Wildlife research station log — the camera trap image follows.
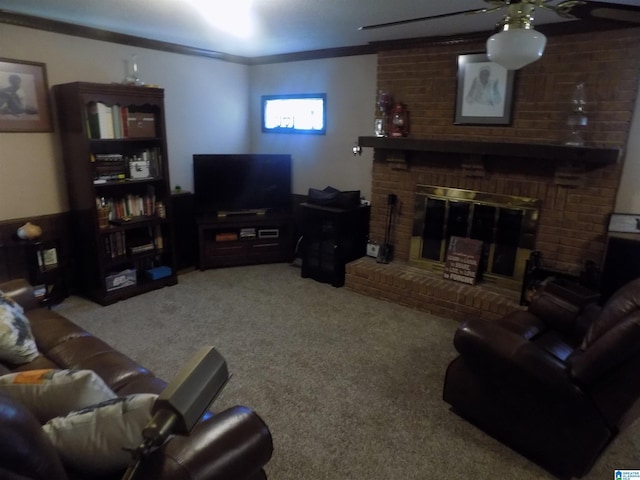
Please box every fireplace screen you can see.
[411,185,540,289]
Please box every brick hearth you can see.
[344,27,640,321]
[345,257,520,322]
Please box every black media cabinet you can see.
[300,202,370,287]
[197,213,294,269]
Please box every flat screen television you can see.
[193,154,292,216]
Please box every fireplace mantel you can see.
[357,136,621,166]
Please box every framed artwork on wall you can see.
[608,213,640,233]
[261,93,327,135]
[0,58,52,132]
[454,53,515,126]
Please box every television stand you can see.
[217,209,267,219]
[197,212,293,269]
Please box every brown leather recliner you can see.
[443,278,640,479]
[0,279,273,480]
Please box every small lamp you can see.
[486,2,547,70]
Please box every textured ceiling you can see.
[1,0,639,58]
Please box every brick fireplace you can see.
[344,27,640,321]
[346,140,620,320]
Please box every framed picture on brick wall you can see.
[454,53,515,126]
[608,213,640,233]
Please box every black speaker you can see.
[600,235,640,302]
[171,191,197,270]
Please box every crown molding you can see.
[0,9,251,64]
[2,9,638,66]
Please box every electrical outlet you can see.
[367,242,380,258]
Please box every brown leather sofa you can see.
[0,278,273,480]
[443,278,640,478]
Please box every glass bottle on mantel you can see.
[122,55,145,86]
[375,90,392,137]
[565,81,588,147]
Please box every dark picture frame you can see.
[608,213,640,233]
[0,58,52,132]
[454,53,515,126]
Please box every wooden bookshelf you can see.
[53,82,177,305]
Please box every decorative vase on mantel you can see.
[565,81,588,147]
[375,90,392,137]
[16,222,42,240]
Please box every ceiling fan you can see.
[360,1,640,70]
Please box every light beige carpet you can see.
[54,263,639,479]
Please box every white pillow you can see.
[0,289,24,314]
[0,369,116,422]
[0,301,38,365]
[42,393,157,474]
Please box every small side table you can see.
[24,239,68,307]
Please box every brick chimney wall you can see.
[368,28,640,275]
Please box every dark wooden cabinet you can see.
[300,203,370,287]
[53,82,177,305]
[600,233,640,303]
[198,214,293,269]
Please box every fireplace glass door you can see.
[411,186,540,289]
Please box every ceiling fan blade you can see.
[556,1,640,24]
[358,7,498,31]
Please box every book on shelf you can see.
[96,102,115,139]
[91,149,161,182]
[127,226,157,255]
[93,153,126,182]
[129,243,155,255]
[86,102,100,139]
[86,103,154,140]
[153,225,164,250]
[104,226,160,258]
[104,231,126,259]
[111,105,122,139]
[94,175,126,184]
[120,107,129,137]
[108,216,153,226]
[98,189,157,221]
[86,102,115,139]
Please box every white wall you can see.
[615,76,640,213]
[0,23,250,220]
[249,55,377,199]
[1,21,637,220]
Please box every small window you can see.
[261,94,326,135]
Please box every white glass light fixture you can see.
[486,3,547,70]
[182,0,255,38]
